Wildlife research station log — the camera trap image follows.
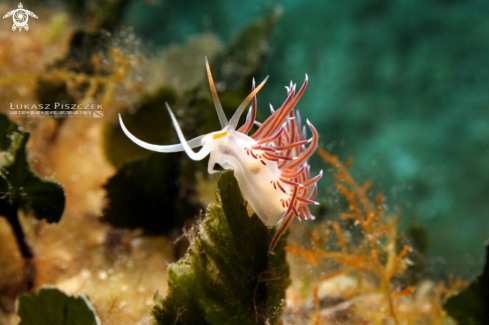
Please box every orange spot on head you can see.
[212,131,227,140]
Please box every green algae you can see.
[152,171,290,325]
[17,288,99,325]
[102,151,200,235]
[0,113,65,224]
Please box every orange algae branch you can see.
[430,275,469,322]
[287,148,417,325]
[313,285,322,325]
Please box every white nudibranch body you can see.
[119,58,322,252]
[203,127,292,227]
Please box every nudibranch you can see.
[119,58,322,252]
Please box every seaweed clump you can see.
[17,287,99,325]
[0,114,65,312]
[152,170,290,325]
[286,149,467,324]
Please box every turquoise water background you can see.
[124,0,489,279]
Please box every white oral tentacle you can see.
[165,103,210,161]
[118,114,204,153]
